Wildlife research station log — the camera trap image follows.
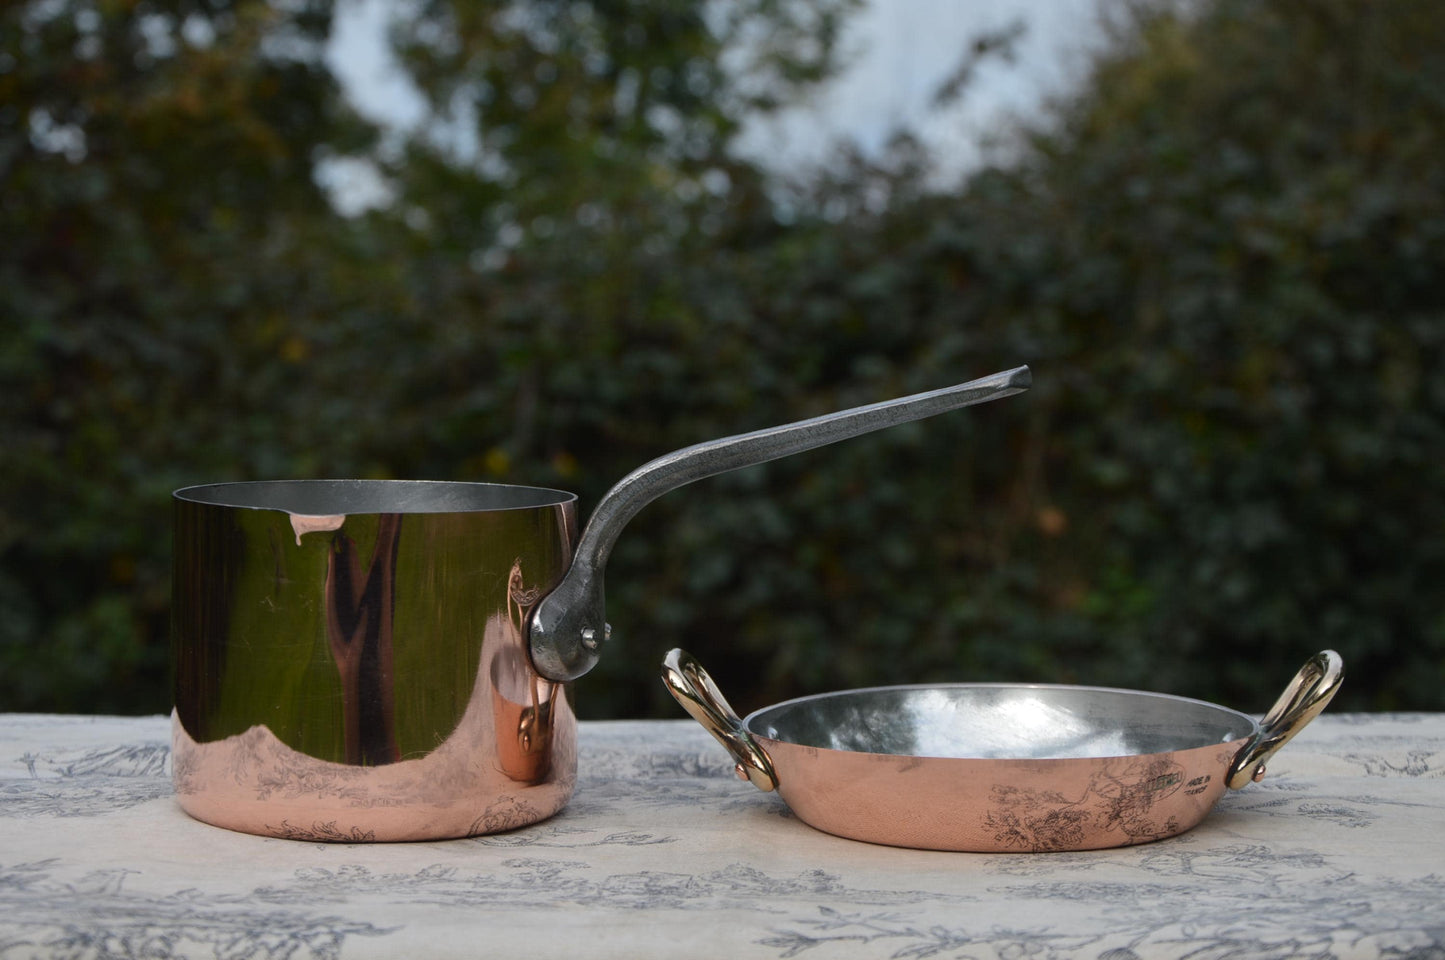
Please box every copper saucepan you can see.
[662,648,1343,852]
[170,366,1031,840]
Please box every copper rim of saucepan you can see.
[662,649,1344,852]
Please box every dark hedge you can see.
[2,0,1440,717]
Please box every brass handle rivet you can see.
[1252,764,1267,783]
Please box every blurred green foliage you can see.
[2,0,1440,718]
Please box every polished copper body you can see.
[170,369,1033,841]
[759,735,1238,852]
[664,649,1343,852]
[172,481,577,841]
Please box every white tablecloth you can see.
[2,713,1442,959]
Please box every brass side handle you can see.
[661,649,777,792]
[1227,650,1344,789]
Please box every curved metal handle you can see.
[528,365,1032,681]
[661,649,777,792]
[1227,650,1344,789]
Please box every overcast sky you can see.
[732,0,1103,178]
[320,0,1104,209]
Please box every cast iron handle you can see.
[527,365,1032,682]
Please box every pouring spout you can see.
[528,365,1032,682]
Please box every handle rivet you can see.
[1252,764,1267,783]
[734,763,750,782]
[580,628,599,651]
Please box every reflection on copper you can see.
[288,513,346,545]
[759,736,1233,853]
[172,603,578,842]
[662,649,1341,853]
[324,513,401,766]
[172,490,579,842]
[491,559,558,783]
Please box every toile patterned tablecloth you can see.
[1,712,1442,959]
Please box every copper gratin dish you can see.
[662,649,1342,852]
